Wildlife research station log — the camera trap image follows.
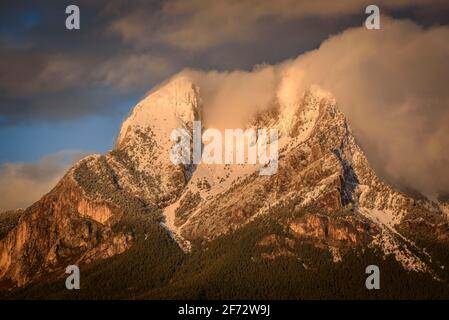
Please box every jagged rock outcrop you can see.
[289,213,378,245]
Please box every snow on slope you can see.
[360,208,430,273]
[117,76,200,149]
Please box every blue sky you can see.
[0,104,132,163]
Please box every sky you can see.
[0,0,448,210]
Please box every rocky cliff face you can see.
[0,75,448,289]
[0,169,132,287]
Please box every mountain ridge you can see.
[1,75,448,296]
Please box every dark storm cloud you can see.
[0,0,175,124]
[2,0,448,125]
[0,87,138,126]
[108,0,449,50]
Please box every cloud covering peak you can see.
[167,19,449,197]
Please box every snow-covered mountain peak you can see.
[116,76,201,149]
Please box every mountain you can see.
[1,75,449,299]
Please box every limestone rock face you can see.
[0,171,132,287]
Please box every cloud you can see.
[0,49,175,97]
[181,66,279,129]
[0,50,176,124]
[169,18,449,197]
[109,0,449,50]
[0,150,89,211]
[97,53,176,92]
